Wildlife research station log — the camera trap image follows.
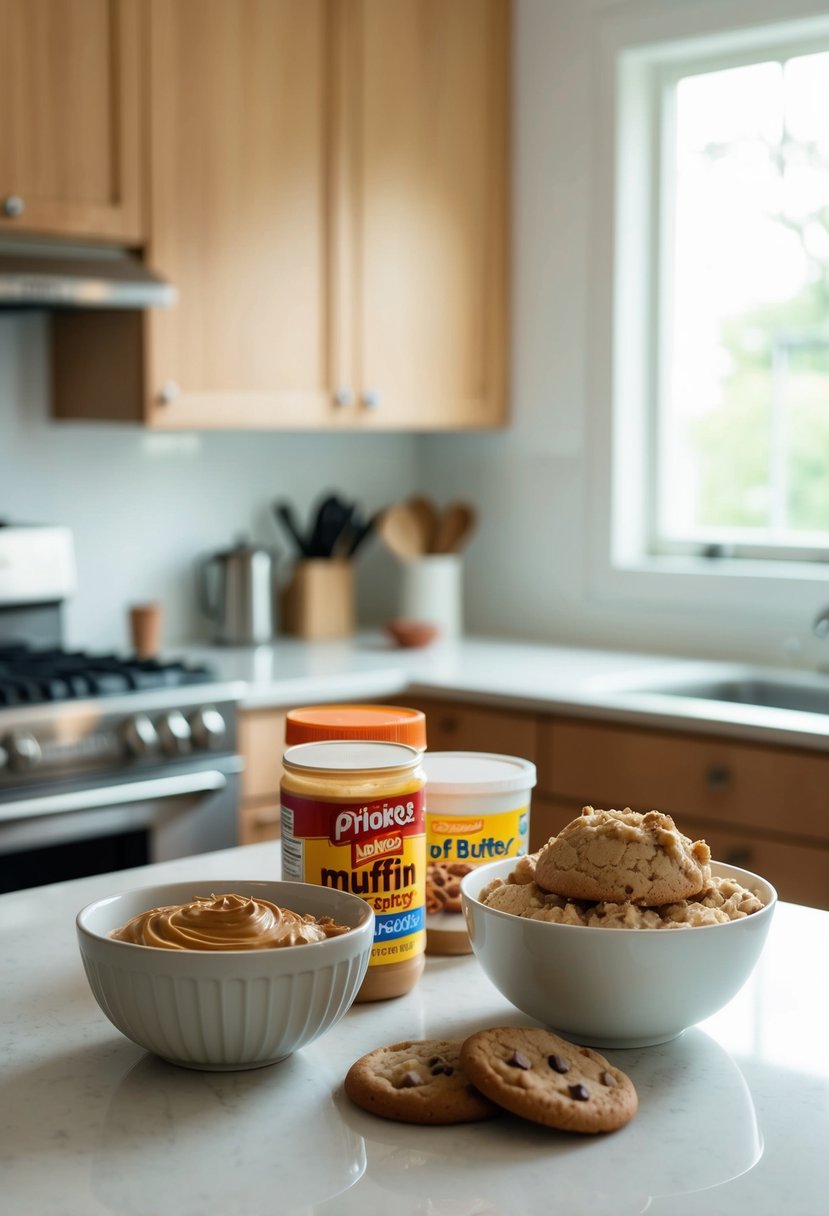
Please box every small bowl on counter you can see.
[384,618,441,649]
[461,859,777,1049]
[77,880,374,1071]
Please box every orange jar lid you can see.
[285,703,427,750]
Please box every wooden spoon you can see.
[377,503,426,561]
[432,502,477,554]
[406,495,440,554]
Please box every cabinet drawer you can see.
[239,801,282,848]
[407,698,538,761]
[238,710,286,802]
[539,718,829,844]
[682,817,829,911]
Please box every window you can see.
[653,43,829,562]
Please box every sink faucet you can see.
[813,607,829,638]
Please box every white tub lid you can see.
[422,751,537,795]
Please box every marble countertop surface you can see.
[173,633,829,750]
[3,842,828,1216]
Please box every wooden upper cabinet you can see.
[0,0,141,242]
[144,0,335,427]
[335,0,510,428]
[51,0,510,430]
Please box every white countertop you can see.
[176,633,829,750]
[3,842,828,1216]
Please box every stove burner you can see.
[0,646,214,707]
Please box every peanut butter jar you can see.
[280,739,425,1001]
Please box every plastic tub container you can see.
[422,751,536,955]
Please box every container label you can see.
[281,788,425,967]
[425,804,529,929]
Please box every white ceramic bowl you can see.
[461,859,776,1048]
[77,879,374,1070]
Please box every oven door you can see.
[0,756,242,893]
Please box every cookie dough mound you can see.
[534,806,711,906]
[344,1039,499,1125]
[460,1026,637,1134]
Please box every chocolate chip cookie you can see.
[534,806,711,906]
[459,1027,637,1134]
[344,1039,500,1125]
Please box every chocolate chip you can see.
[507,1049,531,1070]
[548,1053,570,1074]
[428,1056,442,1066]
[399,1070,423,1088]
[569,1083,590,1101]
[429,1064,451,1076]
[601,1070,618,1088]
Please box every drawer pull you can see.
[438,717,459,733]
[706,764,731,791]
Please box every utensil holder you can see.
[281,559,355,640]
[398,554,462,638]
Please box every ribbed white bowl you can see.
[461,859,777,1048]
[77,880,374,1070]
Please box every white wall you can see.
[0,314,416,650]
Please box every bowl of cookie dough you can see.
[461,808,777,1049]
[77,880,374,1070]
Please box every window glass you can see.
[656,49,829,556]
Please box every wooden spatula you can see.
[433,502,477,553]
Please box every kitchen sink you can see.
[632,677,829,716]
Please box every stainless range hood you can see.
[0,239,176,309]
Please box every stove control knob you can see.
[122,713,160,758]
[158,709,192,755]
[189,707,227,750]
[5,730,42,771]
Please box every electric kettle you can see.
[197,540,277,645]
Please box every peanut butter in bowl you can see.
[109,892,352,950]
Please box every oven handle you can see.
[0,770,230,824]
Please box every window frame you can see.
[585,6,829,636]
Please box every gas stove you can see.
[0,523,244,892]
[0,644,214,706]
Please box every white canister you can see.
[422,751,536,955]
[399,554,462,638]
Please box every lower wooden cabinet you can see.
[234,697,829,909]
[537,717,829,910]
[404,697,538,760]
[237,709,286,846]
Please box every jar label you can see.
[281,788,426,967]
[425,804,529,929]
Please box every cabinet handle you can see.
[333,388,353,408]
[2,194,24,218]
[362,389,381,409]
[438,716,459,734]
[706,764,731,791]
[157,380,181,405]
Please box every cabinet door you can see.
[538,717,829,845]
[336,0,510,429]
[405,697,537,760]
[0,0,141,241]
[145,0,336,427]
